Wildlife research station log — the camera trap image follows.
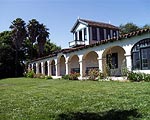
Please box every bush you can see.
[34,73,45,79]
[45,76,53,79]
[62,75,69,80]
[127,72,150,82]
[25,70,35,78]
[88,69,99,81]
[69,72,80,80]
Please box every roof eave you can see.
[70,19,88,33]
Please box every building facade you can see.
[29,19,150,79]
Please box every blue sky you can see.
[0,0,150,48]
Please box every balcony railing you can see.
[69,40,85,47]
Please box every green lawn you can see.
[0,78,150,120]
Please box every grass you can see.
[0,78,150,120]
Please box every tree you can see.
[119,23,140,35]
[0,18,61,78]
[0,31,16,78]
[9,18,27,76]
[37,23,50,57]
[143,24,150,29]
[43,40,61,56]
[27,19,40,59]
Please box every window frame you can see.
[131,38,150,70]
[92,27,97,40]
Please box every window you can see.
[106,53,118,69]
[132,38,150,70]
[84,28,87,40]
[71,68,80,73]
[113,30,117,37]
[106,29,111,39]
[99,28,104,40]
[75,32,77,40]
[79,30,82,41]
[141,48,150,69]
[92,27,97,40]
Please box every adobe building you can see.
[28,19,150,79]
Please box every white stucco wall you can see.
[29,32,150,77]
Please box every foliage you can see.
[25,69,35,78]
[143,24,150,29]
[45,75,53,79]
[88,69,100,80]
[127,72,150,82]
[69,72,80,80]
[43,40,61,56]
[119,23,140,35]
[0,78,150,120]
[0,31,16,78]
[0,18,61,78]
[62,74,69,80]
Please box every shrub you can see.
[34,73,45,79]
[127,72,150,82]
[25,70,35,78]
[62,75,69,80]
[69,72,80,80]
[88,69,99,81]
[45,76,53,79]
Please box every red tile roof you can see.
[79,19,119,29]
[31,28,150,62]
[71,18,119,32]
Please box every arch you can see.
[44,61,48,75]
[131,38,150,70]
[29,64,32,69]
[59,55,66,76]
[33,63,36,73]
[83,51,99,75]
[68,54,80,74]
[51,60,56,76]
[38,62,42,74]
[102,46,126,76]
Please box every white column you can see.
[55,60,59,76]
[78,55,83,79]
[79,60,83,79]
[98,57,103,72]
[82,29,84,41]
[36,63,39,74]
[116,30,119,39]
[73,33,75,40]
[125,54,132,71]
[86,27,89,43]
[65,61,69,75]
[77,31,79,40]
[47,61,50,76]
[41,62,45,75]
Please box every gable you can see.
[74,23,87,32]
[71,19,88,33]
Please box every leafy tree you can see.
[143,24,150,29]
[43,40,61,56]
[119,23,140,35]
[37,23,49,57]
[0,31,15,78]
[0,18,61,78]
[27,19,40,59]
[9,18,27,76]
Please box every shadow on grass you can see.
[56,109,141,120]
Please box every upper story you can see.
[69,18,120,47]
